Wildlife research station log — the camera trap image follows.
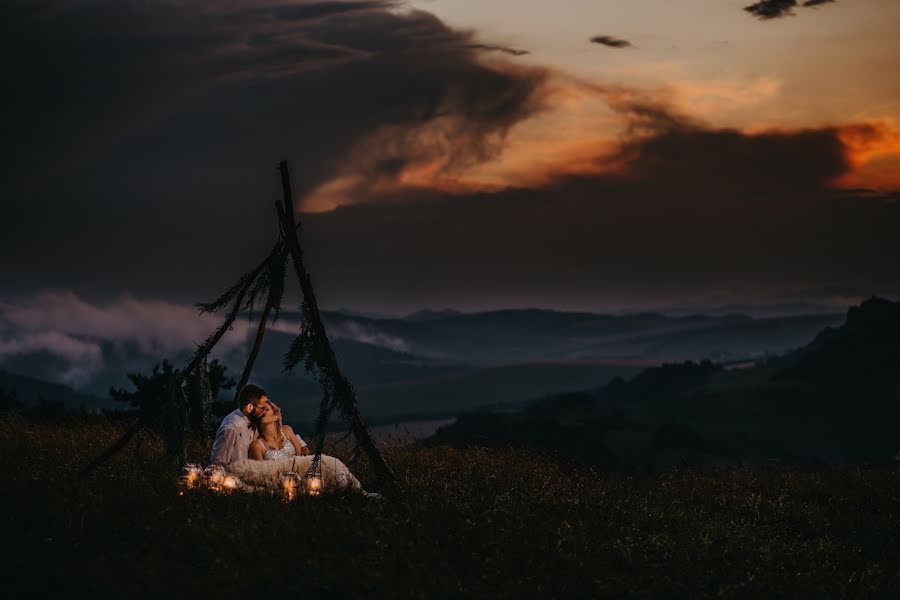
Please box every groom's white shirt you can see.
[209,409,257,465]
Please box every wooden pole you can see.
[233,297,274,406]
[276,161,396,485]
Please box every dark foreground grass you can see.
[3,417,900,598]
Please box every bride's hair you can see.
[246,405,282,435]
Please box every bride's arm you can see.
[248,439,265,461]
[282,425,310,456]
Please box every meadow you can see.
[4,416,900,598]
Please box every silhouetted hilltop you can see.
[775,296,900,383]
[0,370,109,414]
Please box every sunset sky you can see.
[2,0,899,316]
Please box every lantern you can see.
[183,463,203,488]
[221,474,241,493]
[302,463,324,497]
[203,465,226,491]
[177,463,204,495]
[280,471,302,501]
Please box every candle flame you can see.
[306,476,323,496]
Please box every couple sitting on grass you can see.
[208,384,365,494]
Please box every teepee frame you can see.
[83,162,396,487]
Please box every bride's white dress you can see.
[261,434,296,461]
[228,434,362,493]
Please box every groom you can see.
[208,384,307,465]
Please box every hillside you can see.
[0,370,111,412]
[430,297,900,468]
[774,296,900,383]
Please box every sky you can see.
[2,0,899,322]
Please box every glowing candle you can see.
[222,475,240,491]
[182,463,203,489]
[204,465,226,490]
[304,475,323,497]
[280,472,301,501]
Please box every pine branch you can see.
[232,247,287,405]
[196,269,258,314]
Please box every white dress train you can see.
[227,452,363,492]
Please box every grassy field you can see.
[3,416,900,598]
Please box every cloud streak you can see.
[0,291,416,387]
[744,0,837,20]
[0,291,254,357]
[590,35,633,49]
[0,331,104,388]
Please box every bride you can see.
[234,401,367,494]
[248,402,309,460]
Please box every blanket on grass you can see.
[227,454,362,492]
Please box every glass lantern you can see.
[221,474,241,493]
[203,464,226,491]
[280,471,302,501]
[181,463,203,489]
[302,464,324,497]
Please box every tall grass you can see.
[3,416,900,598]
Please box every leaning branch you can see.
[80,247,275,476]
[276,161,396,486]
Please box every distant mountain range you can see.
[430,297,900,468]
[0,304,847,424]
[319,308,842,363]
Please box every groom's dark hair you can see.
[237,384,267,407]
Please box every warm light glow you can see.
[203,465,226,491]
[280,472,301,502]
[304,475,323,497]
[182,463,203,489]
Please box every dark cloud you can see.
[466,44,530,56]
[0,0,545,184]
[287,100,900,312]
[590,35,632,49]
[744,0,836,20]
[1,0,894,314]
[1,0,547,301]
[745,0,797,19]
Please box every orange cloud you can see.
[302,70,900,213]
[300,75,654,210]
[835,120,900,189]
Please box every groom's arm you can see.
[209,426,239,465]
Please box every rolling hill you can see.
[429,297,900,469]
[0,304,848,425]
